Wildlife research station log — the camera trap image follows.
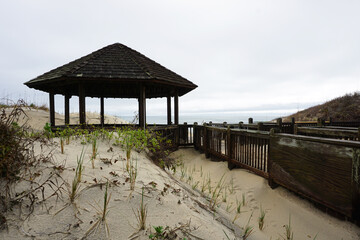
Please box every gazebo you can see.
[24,43,197,128]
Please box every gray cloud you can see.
[1,0,359,119]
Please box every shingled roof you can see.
[24,43,197,98]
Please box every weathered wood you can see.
[352,149,360,219]
[269,133,360,218]
[100,97,104,126]
[174,91,179,125]
[277,118,282,132]
[317,118,324,127]
[64,95,70,125]
[167,95,171,125]
[248,118,253,124]
[49,92,55,127]
[296,127,359,140]
[78,83,86,126]
[138,85,146,128]
[25,43,197,128]
[204,124,210,158]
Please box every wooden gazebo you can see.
[24,43,197,128]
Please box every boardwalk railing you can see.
[295,126,360,141]
[229,129,269,178]
[193,124,360,219]
[269,132,360,219]
[194,124,270,178]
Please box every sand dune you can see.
[3,108,128,131]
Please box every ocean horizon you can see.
[117,111,294,125]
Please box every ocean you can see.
[118,111,293,125]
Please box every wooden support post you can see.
[268,128,278,189]
[277,118,283,132]
[100,97,105,126]
[291,117,295,134]
[49,92,55,127]
[64,95,70,125]
[351,147,360,220]
[194,122,198,150]
[183,122,188,144]
[294,124,298,135]
[317,118,324,127]
[204,123,210,158]
[248,118,253,124]
[138,85,146,128]
[239,121,243,129]
[167,95,171,125]
[257,122,264,131]
[174,91,179,125]
[227,126,236,170]
[78,83,86,126]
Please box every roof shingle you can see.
[25,43,197,91]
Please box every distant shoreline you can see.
[118,112,294,124]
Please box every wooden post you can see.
[78,83,86,126]
[167,95,171,125]
[248,118,253,124]
[351,147,360,220]
[174,91,179,125]
[294,124,298,135]
[291,117,295,134]
[223,122,227,127]
[317,118,324,127]
[183,122,188,144]
[138,85,146,128]
[49,92,55,127]
[204,123,210,158]
[277,118,282,132]
[194,122,198,149]
[257,122,264,131]
[239,121,243,129]
[227,126,235,170]
[64,95,70,125]
[100,97,104,126]
[268,128,278,189]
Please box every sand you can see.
[3,107,128,131]
[1,109,360,239]
[171,149,360,239]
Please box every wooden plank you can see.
[269,134,359,217]
[297,127,358,139]
[278,133,360,147]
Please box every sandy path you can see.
[170,148,360,240]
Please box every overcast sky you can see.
[1,0,359,120]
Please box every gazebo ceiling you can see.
[24,43,197,98]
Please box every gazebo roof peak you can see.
[24,43,197,98]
